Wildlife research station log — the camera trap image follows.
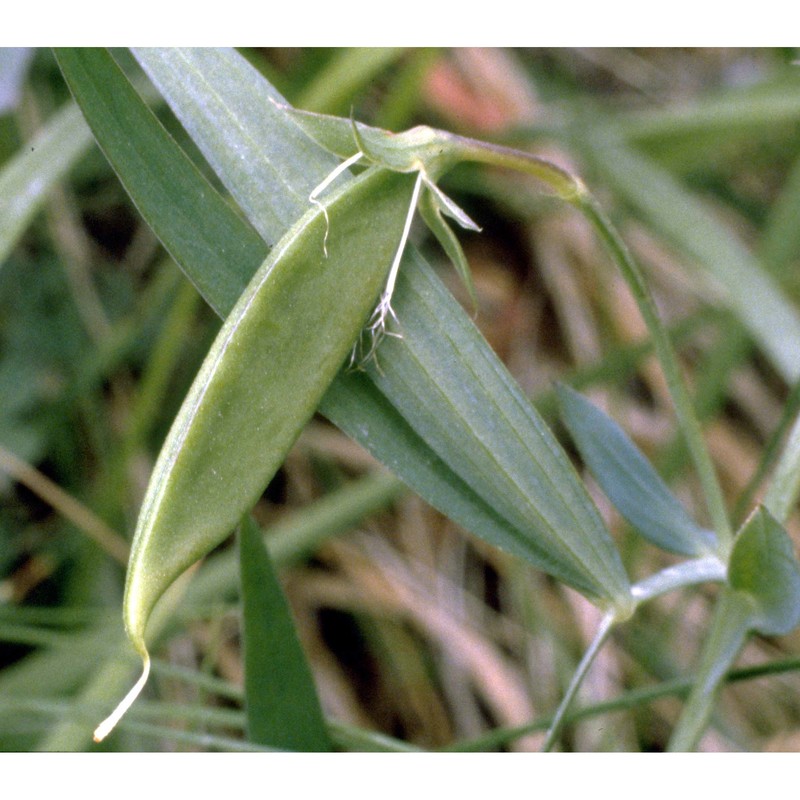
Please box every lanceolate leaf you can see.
[238,516,331,751]
[131,47,632,610]
[366,249,632,605]
[557,383,716,557]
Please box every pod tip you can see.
[93,651,151,742]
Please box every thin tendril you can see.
[309,151,364,257]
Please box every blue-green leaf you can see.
[557,383,716,557]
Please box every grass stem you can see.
[575,193,733,555]
[542,610,616,751]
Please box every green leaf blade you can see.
[53,47,266,318]
[763,401,800,526]
[728,506,800,636]
[238,516,331,751]
[131,47,339,248]
[324,370,609,601]
[557,383,715,557]
[366,251,632,607]
[0,98,94,269]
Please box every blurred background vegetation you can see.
[2,47,800,752]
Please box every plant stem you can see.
[576,193,733,555]
[631,556,726,604]
[328,720,424,753]
[666,588,751,751]
[542,610,616,751]
[444,655,800,752]
[448,135,584,201]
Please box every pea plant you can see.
[3,48,800,752]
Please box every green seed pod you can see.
[115,166,416,702]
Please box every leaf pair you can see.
[557,383,800,749]
[55,48,635,743]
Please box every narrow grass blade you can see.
[238,516,331,751]
[759,148,800,280]
[616,77,800,151]
[296,48,406,115]
[735,379,800,524]
[0,99,93,268]
[763,407,800,525]
[557,384,715,557]
[53,48,267,318]
[579,131,800,384]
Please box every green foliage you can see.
[668,507,800,751]
[238,516,331,751]
[3,47,800,754]
[557,383,716,557]
[728,507,800,637]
